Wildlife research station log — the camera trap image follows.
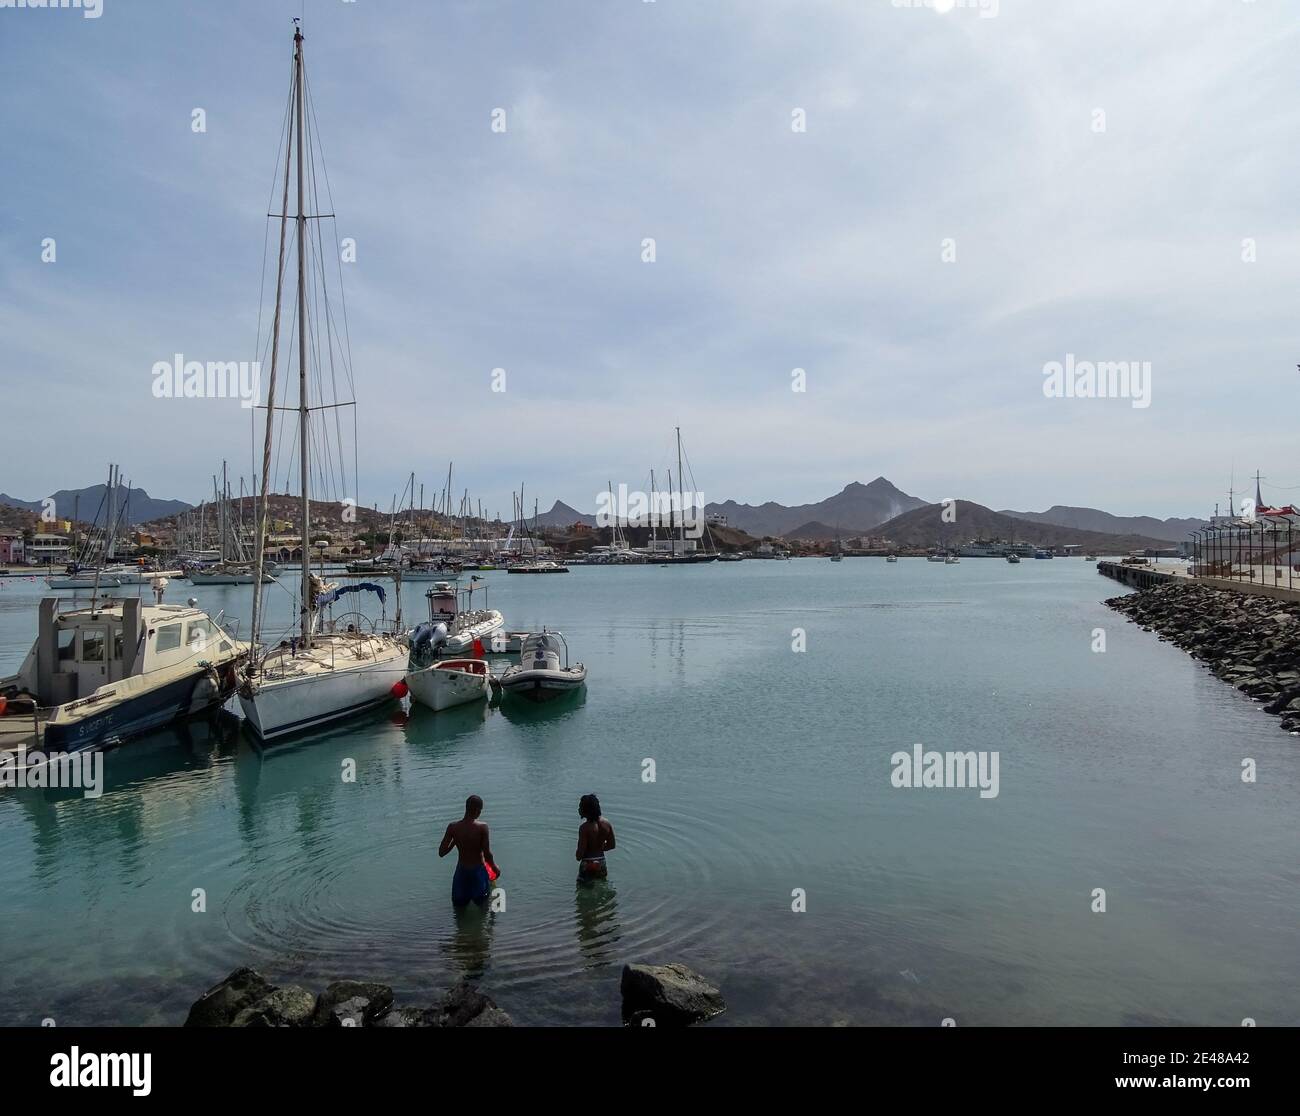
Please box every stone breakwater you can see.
[1106,581,1300,734]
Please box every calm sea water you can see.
[1,559,1296,1027]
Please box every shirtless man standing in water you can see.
[575,793,615,882]
[439,795,499,907]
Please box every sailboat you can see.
[237,22,407,742]
[186,462,273,584]
[829,524,844,561]
[657,428,719,565]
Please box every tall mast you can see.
[676,426,686,554]
[222,461,229,560]
[294,23,312,645]
[105,463,118,561]
[249,24,297,658]
[650,469,657,551]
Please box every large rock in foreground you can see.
[231,985,317,1028]
[621,962,726,1026]
[184,967,276,1027]
[184,969,511,1028]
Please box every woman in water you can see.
[575,793,615,882]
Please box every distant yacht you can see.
[1006,552,1021,564]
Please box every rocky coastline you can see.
[184,962,726,1028]
[1106,581,1300,734]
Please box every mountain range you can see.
[995,505,1206,544]
[1,476,1209,548]
[871,501,1175,552]
[0,484,191,526]
[706,478,928,537]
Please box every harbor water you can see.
[0,559,1296,1026]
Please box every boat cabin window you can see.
[80,630,105,662]
[155,623,183,653]
[186,619,214,650]
[57,629,76,661]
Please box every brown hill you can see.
[875,501,1171,553]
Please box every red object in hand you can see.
[391,680,409,699]
[485,859,500,882]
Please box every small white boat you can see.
[507,561,569,574]
[885,554,899,563]
[926,553,947,563]
[944,555,959,564]
[1006,552,1021,564]
[405,657,490,712]
[499,631,586,703]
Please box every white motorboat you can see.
[945,555,959,564]
[237,27,408,743]
[499,631,586,703]
[1006,552,1021,564]
[186,563,273,585]
[926,553,948,563]
[1,580,247,757]
[405,657,490,712]
[46,569,124,590]
[885,554,899,563]
[507,561,569,574]
[408,581,503,658]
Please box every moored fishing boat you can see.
[0,581,247,758]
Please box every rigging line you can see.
[301,83,352,508]
[304,71,357,398]
[249,59,298,509]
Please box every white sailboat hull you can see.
[238,636,408,740]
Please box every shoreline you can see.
[1106,580,1300,734]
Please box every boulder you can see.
[371,1006,439,1028]
[620,962,726,1026]
[231,985,317,1028]
[312,980,395,1026]
[438,980,511,1027]
[184,967,275,1028]
[324,996,371,1028]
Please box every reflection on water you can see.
[574,879,621,970]
[445,902,497,982]
[2,562,1299,1026]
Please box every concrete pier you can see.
[1096,560,1182,591]
[1098,559,1300,603]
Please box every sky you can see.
[3,0,1300,521]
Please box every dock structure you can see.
[1096,560,1184,591]
[1098,559,1300,603]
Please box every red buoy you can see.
[391,680,409,699]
